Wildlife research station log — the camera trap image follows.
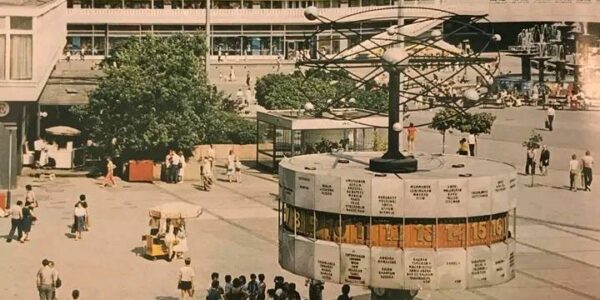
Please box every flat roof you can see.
[0,0,56,7]
[257,108,388,130]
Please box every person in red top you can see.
[406,123,417,152]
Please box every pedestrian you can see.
[525,147,537,175]
[229,65,236,82]
[178,151,186,183]
[72,290,80,300]
[239,275,248,295]
[406,123,417,152]
[165,150,174,183]
[257,274,266,300]
[235,157,243,184]
[224,275,233,300]
[582,150,594,191]
[102,157,117,187]
[25,184,38,208]
[306,279,323,300]
[80,45,86,61]
[246,71,251,87]
[36,259,57,300]
[210,272,225,295]
[207,280,223,300]
[457,138,469,156]
[337,285,352,300]
[569,154,580,192]
[546,106,555,131]
[287,283,301,300]
[247,274,259,300]
[276,55,282,72]
[78,194,90,231]
[73,202,87,240]
[468,133,476,156]
[49,260,61,300]
[228,278,245,300]
[6,200,23,243]
[227,149,236,183]
[178,257,196,300]
[20,203,36,243]
[171,151,182,183]
[539,145,550,176]
[66,48,71,62]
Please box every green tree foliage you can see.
[254,69,389,114]
[455,112,497,135]
[71,34,253,160]
[522,130,543,150]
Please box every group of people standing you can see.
[166,149,187,184]
[4,184,38,243]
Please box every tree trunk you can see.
[442,131,446,154]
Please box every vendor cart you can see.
[143,202,202,261]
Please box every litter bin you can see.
[127,160,154,182]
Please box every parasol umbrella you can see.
[45,126,81,136]
[149,202,203,219]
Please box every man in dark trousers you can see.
[6,201,23,243]
[582,150,594,191]
[525,148,537,175]
[539,145,550,176]
[547,106,555,131]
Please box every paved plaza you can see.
[1,106,600,300]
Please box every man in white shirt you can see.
[582,150,594,191]
[178,257,195,300]
[6,201,23,243]
[170,152,181,183]
[526,148,537,175]
[37,259,57,300]
[468,133,476,156]
[569,154,580,192]
[547,106,555,131]
[34,138,45,165]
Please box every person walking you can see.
[6,200,23,243]
[25,184,38,208]
[582,150,594,191]
[36,259,57,300]
[227,149,236,183]
[73,202,87,240]
[78,194,90,231]
[406,123,417,152]
[546,106,555,131]
[468,133,476,156]
[539,145,550,176]
[49,260,61,300]
[337,285,352,300]
[457,138,469,156]
[102,157,117,187]
[246,71,251,87]
[235,158,243,184]
[178,257,195,300]
[306,279,323,300]
[20,203,36,242]
[525,147,537,175]
[569,154,580,192]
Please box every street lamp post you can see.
[205,0,211,73]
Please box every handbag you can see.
[55,277,62,288]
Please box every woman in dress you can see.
[103,157,117,187]
[20,203,36,243]
[173,226,189,259]
[227,149,236,183]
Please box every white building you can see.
[0,0,67,190]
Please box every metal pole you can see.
[7,128,13,208]
[382,69,402,159]
[397,0,404,152]
[205,0,211,73]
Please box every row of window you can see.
[0,17,34,80]
[281,204,511,248]
[67,0,394,9]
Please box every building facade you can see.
[0,0,67,190]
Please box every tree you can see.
[522,130,543,187]
[254,69,388,115]
[429,108,459,153]
[454,112,496,155]
[71,33,243,160]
